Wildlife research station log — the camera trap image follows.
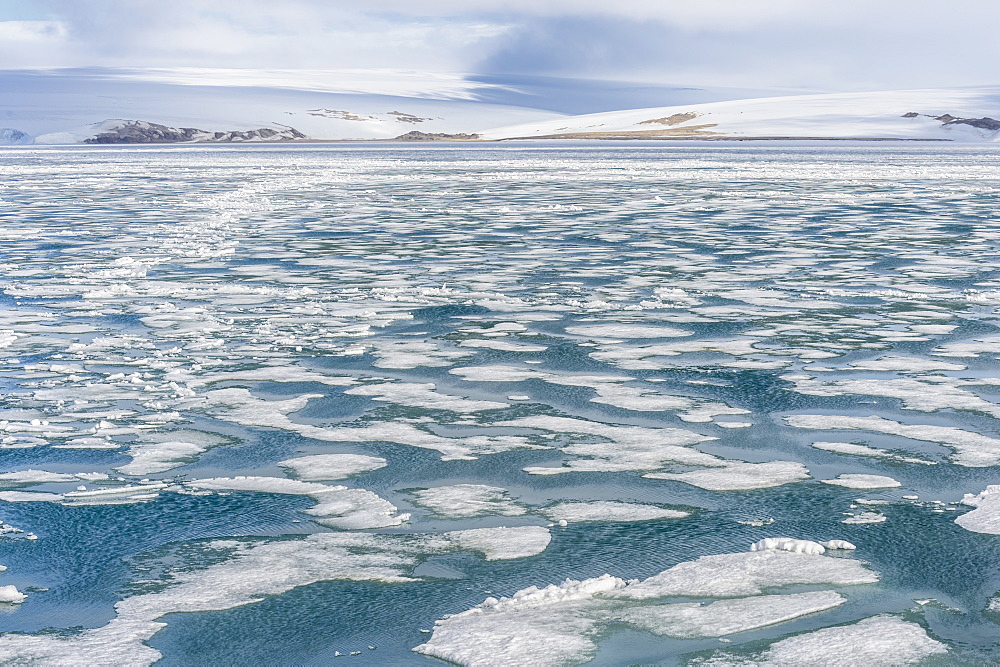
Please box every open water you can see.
[0,142,999,664]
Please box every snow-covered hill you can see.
[480,88,1000,142]
[0,68,565,144]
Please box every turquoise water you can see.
[0,142,999,664]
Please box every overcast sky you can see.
[2,0,999,92]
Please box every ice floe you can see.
[955,485,1000,535]
[0,527,550,665]
[786,414,1000,467]
[541,501,689,523]
[277,454,387,481]
[188,476,408,529]
[821,474,902,489]
[645,461,810,491]
[414,547,877,666]
[757,615,946,665]
[810,441,935,465]
[615,590,845,638]
[409,484,527,518]
[751,538,827,555]
[344,382,508,412]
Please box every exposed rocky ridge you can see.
[903,112,1000,131]
[393,131,481,141]
[83,120,306,144]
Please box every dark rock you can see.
[942,116,1000,131]
[83,120,306,144]
[393,131,481,141]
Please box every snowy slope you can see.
[0,68,565,143]
[480,88,1000,141]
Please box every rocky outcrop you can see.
[0,128,30,145]
[393,131,481,141]
[83,120,306,144]
[903,112,1000,132]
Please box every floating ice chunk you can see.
[116,441,207,476]
[619,550,877,599]
[415,548,877,666]
[168,366,355,387]
[188,477,408,529]
[564,323,692,339]
[786,376,1000,418]
[715,422,753,429]
[413,574,626,667]
[932,335,1000,358]
[410,485,526,518]
[841,512,886,525]
[0,527,550,666]
[645,461,810,491]
[458,339,547,352]
[0,491,64,502]
[442,526,551,561]
[955,485,1000,535]
[0,470,78,485]
[786,414,1000,467]
[0,585,25,604]
[751,538,826,555]
[371,340,473,369]
[449,365,545,382]
[848,356,966,372]
[821,540,857,550]
[300,421,541,461]
[811,441,935,465]
[542,501,688,523]
[345,382,508,412]
[821,474,902,489]
[502,415,718,475]
[278,454,387,481]
[616,591,845,638]
[759,615,946,665]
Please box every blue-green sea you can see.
[1,142,999,665]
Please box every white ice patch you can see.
[0,585,26,604]
[811,441,935,465]
[645,461,810,491]
[751,538,826,555]
[371,340,474,369]
[116,441,207,476]
[414,548,877,666]
[0,527,551,666]
[786,376,1000,418]
[848,356,966,372]
[841,512,887,525]
[955,485,1000,535]
[345,382,508,412]
[786,414,1000,467]
[758,615,946,665]
[821,474,901,489]
[458,339,547,352]
[188,476,408,529]
[618,549,877,599]
[499,415,718,475]
[541,501,688,523]
[410,485,526,518]
[564,323,692,339]
[277,454,387,481]
[615,590,845,638]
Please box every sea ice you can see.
[751,538,826,555]
[758,615,947,665]
[188,476,409,529]
[645,461,810,491]
[345,382,508,412]
[821,474,902,489]
[541,501,689,523]
[615,591,845,638]
[786,414,1000,467]
[955,485,1000,534]
[410,484,526,518]
[277,454,387,481]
